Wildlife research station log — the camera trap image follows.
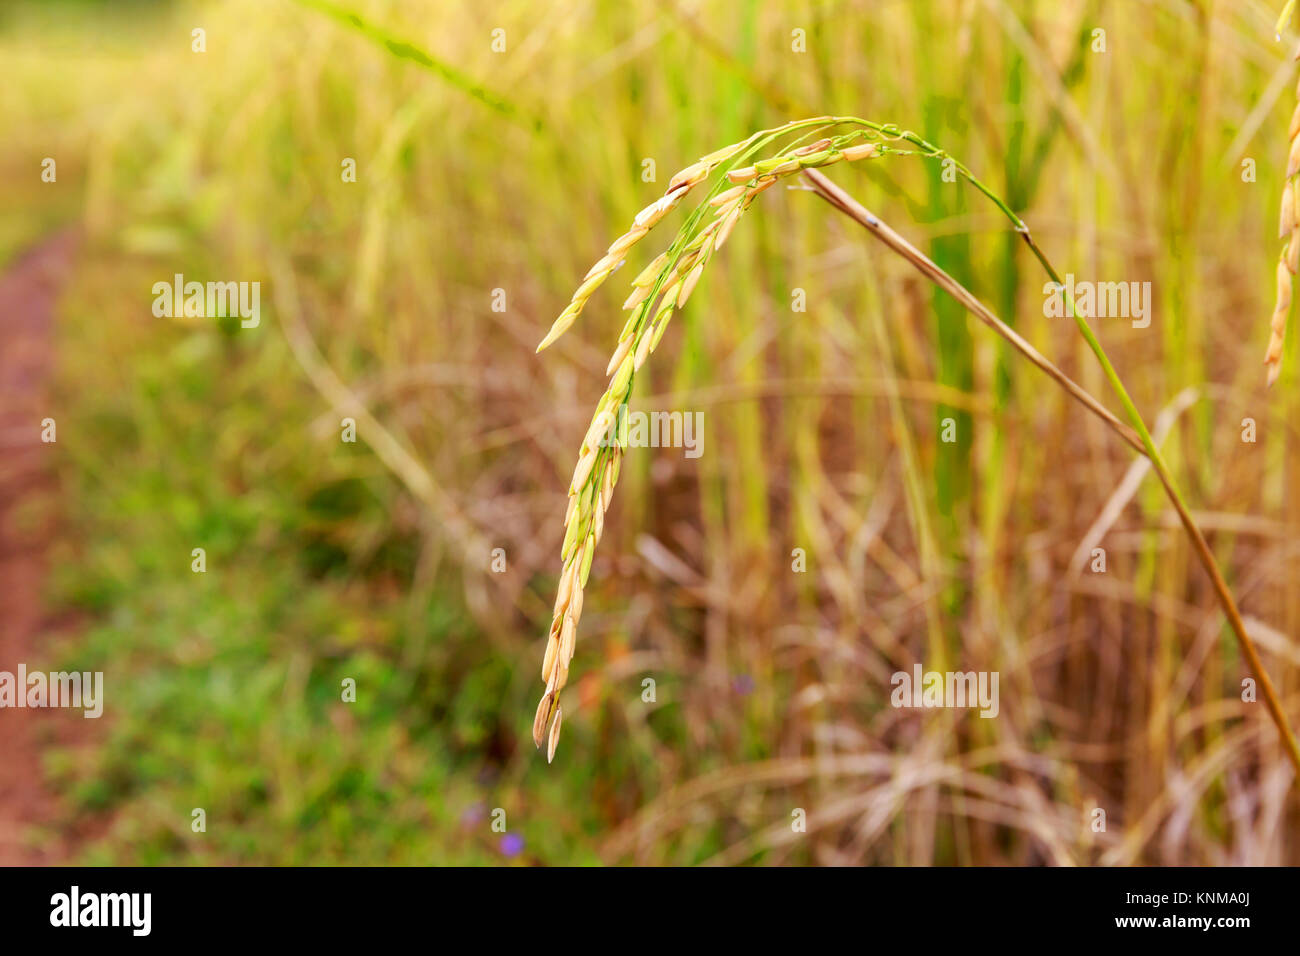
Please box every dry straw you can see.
[532,117,1300,776]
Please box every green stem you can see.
[860,121,1300,773]
[1021,232,1300,774]
[811,121,1300,773]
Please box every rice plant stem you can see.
[802,168,1300,776]
[800,169,1143,454]
[1019,232,1300,777]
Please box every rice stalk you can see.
[532,118,1300,776]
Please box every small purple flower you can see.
[500,833,525,858]
[732,674,755,696]
[461,802,487,828]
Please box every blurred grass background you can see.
[2,0,1299,864]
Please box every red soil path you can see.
[0,230,82,865]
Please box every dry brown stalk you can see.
[800,167,1300,778]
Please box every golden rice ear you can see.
[1266,257,1292,387]
[632,252,669,288]
[535,302,581,352]
[677,263,706,307]
[554,560,575,614]
[1267,353,1284,387]
[533,121,900,762]
[582,407,617,454]
[532,691,555,748]
[714,205,743,250]
[634,318,655,369]
[709,184,748,207]
[530,114,1300,777]
[579,533,596,587]
[696,139,749,166]
[667,160,709,192]
[546,704,563,763]
[582,251,622,283]
[634,192,685,230]
[608,351,635,396]
[551,653,570,694]
[567,585,584,631]
[793,137,833,156]
[622,283,652,312]
[605,336,634,376]
[841,142,879,162]
[558,614,576,665]
[541,633,559,684]
[1281,181,1296,240]
[568,449,598,496]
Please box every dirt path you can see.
[0,229,81,865]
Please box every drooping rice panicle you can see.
[533,135,763,354]
[532,110,1300,778]
[536,112,1133,759]
[532,120,885,758]
[535,115,1033,759]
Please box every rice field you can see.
[1,0,1299,865]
